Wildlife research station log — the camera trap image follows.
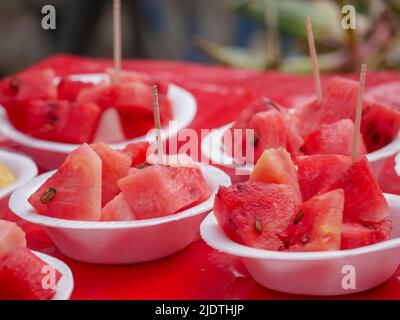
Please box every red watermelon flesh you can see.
[285,189,344,252]
[302,119,367,156]
[0,219,26,262]
[296,154,351,201]
[361,102,400,152]
[0,69,57,131]
[118,165,211,219]
[27,99,101,144]
[341,219,392,250]
[101,193,136,221]
[320,157,389,223]
[250,147,301,203]
[57,77,95,101]
[28,144,102,221]
[122,142,150,167]
[91,143,131,206]
[0,247,61,300]
[214,182,298,250]
[77,83,119,110]
[248,110,287,162]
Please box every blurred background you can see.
[1,0,400,77]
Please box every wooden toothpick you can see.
[152,85,164,163]
[305,16,323,104]
[352,64,367,164]
[113,0,122,84]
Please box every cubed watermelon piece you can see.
[0,219,26,262]
[361,102,400,152]
[296,154,351,201]
[0,247,61,300]
[250,148,301,202]
[122,142,150,167]
[27,99,101,144]
[91,143,131,206]
[285,190,344,252]
[101,193,136,221]
[341,219,392,250]
[320,157,389,223]
[28,144,102,221]
[77,82,119,110]
[302,119,367,157]
[214,182,298,250]
[118,165,211,219]
[57,78,95,102]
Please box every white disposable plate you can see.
[9,164,230,264]
[0,73,197,170]
[200,193,400,296]
[0,149,38,201]
[33,251,74,300]
[201,122,400,177]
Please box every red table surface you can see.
[1,54,400,300]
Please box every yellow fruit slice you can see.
[0,163,15,189]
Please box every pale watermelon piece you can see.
[91,143,131,207]
[118,165,211,219]
[302,119,367,157]
[250,148,301,202]
[28,144,102,221]
[122,142,150,167]
[341,219,392,250]
[0,247,61,300]
[296,154,351,201]
[0,219,26,262]
[320,157,389,223]
[93,108,127,143]
[101,193,136,221]
[214,182,298,251]
[285,189,344,252]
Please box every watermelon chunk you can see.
[27,99,101,144]
[118,165,211,219]
[57,78,95,102]
[361,102,400,152]
[214,182,298,250]
[302,119,367,157]
[0,69,57,131]
[122,142,150,167]
[0,219,26,262]
[250,148,301,202]
[101,193,136,221]
[341,219,392,250]
[285,189,344,252]
[296,154,351,201]
[91,143,131,206]
[0,247,61,300]
[28,144,102,221]
[320,157,389,223]
[92,108,126,143]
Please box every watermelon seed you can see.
[40,187,57,204]
[293,209,304,225]
[237,184,245,192]
[47,112,59,123]
[10,78,19,91]
[255,218,263,234]
[299,145,306,153]
[135,162,151,169]
[47,102,57,109]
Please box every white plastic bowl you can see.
[33,251,74,300]
[201,122,400,178]
[0,73,197,170]
[0,149,38,201]
[9,164,230,265]
[200,193,400,296]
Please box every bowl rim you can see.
[201,122,400,174]
[200,193,400,261]
[0,73,197,153]
[0,149,38,200]
[9,163,231,230]
[33,250,74,300]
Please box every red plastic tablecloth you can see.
[2,54,400,300]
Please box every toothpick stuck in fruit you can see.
[305,16,323,105]
[113,0,122,84]
[152,85,164,163]
[352,64,367,164]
